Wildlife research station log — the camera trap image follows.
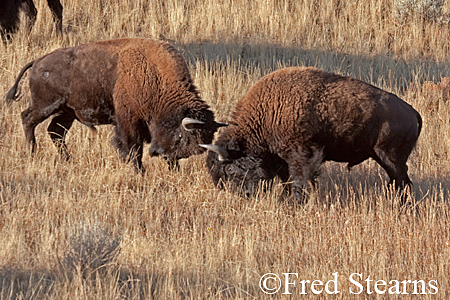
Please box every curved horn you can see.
[215,122,228,128]
[182,117,205,131]
[199,144,229,161]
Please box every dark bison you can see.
[200,67,422,203]
[6,38,225,171]
[0,0,62,39]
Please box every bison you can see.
[6,38,225,171]
[200,67,422,204]
[0,0,62,39]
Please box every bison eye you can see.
[225,165,236,175]
[179,133,182,139]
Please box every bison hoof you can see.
[164,157,179,171]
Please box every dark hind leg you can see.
[372,147,412,205]
[46,0,63,34]
[21,0,38,31]
[21,108,39,153]
[21,105,58,154]
[48,111,75,160]
[113,119,145,173]
[373,147,411,188]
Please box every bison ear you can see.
[182,117,205,131]
[199,144,229,161]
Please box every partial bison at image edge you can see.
[201,67,422,204]
[6,38,225,172]
[0,0,63,39]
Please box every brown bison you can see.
[0,0,62,39]
[6,38,225,171]
[201,67,422,203]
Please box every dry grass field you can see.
[1,0,450,298]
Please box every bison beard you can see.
[201,67,422,205]
[6,38,224,172]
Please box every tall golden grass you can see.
[1,0,450,298]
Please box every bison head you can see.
[200,139,286,197]
[149,109,226,167]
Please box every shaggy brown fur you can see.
[6,38,222,171]
[203,67,422,204]
[0,0,62,39]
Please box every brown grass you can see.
[1,0,450,298]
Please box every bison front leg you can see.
[285,148,324,205]
[113,122,145,173]
[47,111,75,160]
[290,176,317,205]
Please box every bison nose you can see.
[149,144,164,157]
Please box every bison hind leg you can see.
[46,0,63,34]
[48,111,75,160]
[373,147,411,186]
[372,147,412,205]
[21,108,39,154]
[21,0,38,31]
[22,105,59,154]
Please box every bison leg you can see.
[21,107,51,154]
[21,98,66,155]
[21,0,38,31]
[48,111,75,160]
[372,147,412,204]
[285,149,324,205]
[113,121,145,173]
[373,148,411,187]
[290,175,318,205]
[46,0,63,34]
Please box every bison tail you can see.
[6,60,35,105]
[416,111,423,138]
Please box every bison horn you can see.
[182,117,205,131]
[199,144,229,161]
[215,122,228,128]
